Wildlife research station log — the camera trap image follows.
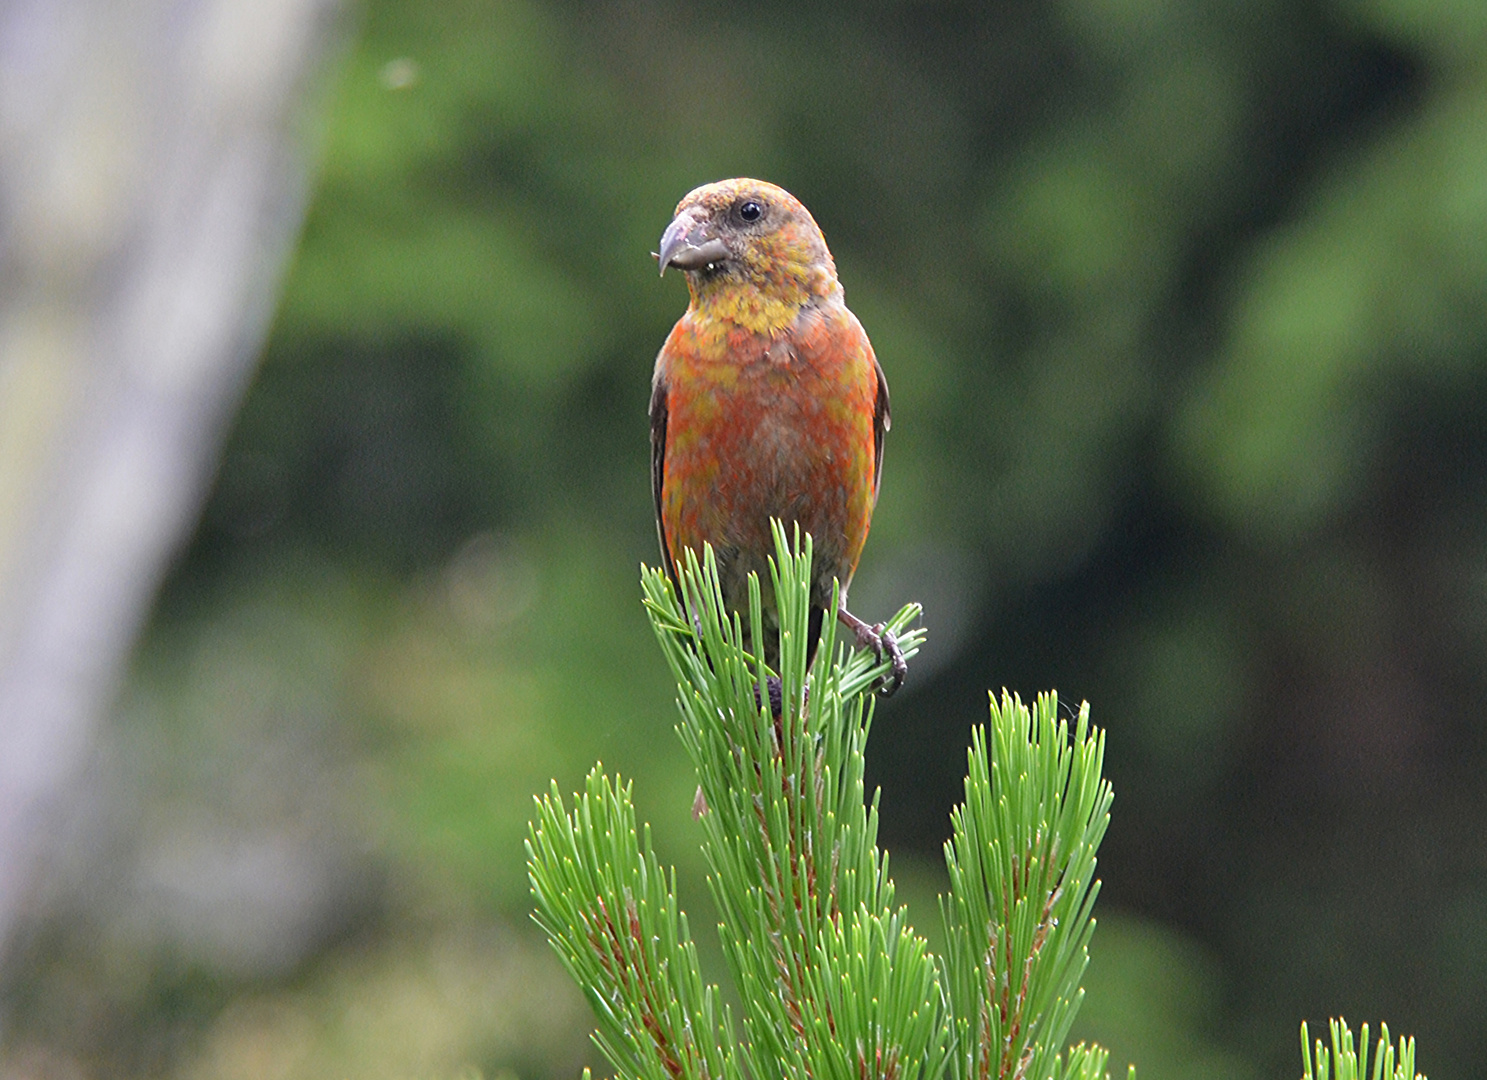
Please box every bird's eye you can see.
[738,200,763,223]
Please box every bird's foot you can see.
[837,607,908,697]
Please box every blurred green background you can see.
[10,0,1487,1076]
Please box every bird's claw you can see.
[848,618,906,697]
[876,625,908,697]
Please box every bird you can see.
[649,178,906,696]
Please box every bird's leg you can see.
[837,605,907,696]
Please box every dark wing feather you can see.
[649,372,678,586]
[871,347,890,504]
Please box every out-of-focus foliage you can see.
[5,0,1485,1077]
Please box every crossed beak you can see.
[656,209,730,276]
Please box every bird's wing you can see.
[649,370,679,586]
[871,345,890,504]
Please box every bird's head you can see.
[656,179,840,325]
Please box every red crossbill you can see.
[650,178,906,695]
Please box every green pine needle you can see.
[1301,1019,1424,1080]
[528,527,1432,1080]
[530,525,1131,1080]
[940,690,1112,1080]
[527,767,738,1080]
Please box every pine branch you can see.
[527,524,1437,1080]
[939,692,1111,1080]
[527,768,738,1080]
[531,525,1127,1080]
[641,526,936,1078]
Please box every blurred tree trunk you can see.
[0,0,340,974]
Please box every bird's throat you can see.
[688,276,810,338]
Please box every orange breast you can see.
[657,303,879,589]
